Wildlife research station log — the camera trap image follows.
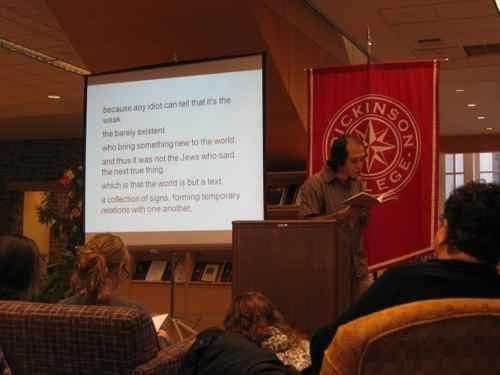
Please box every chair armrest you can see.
[133,338,194,375]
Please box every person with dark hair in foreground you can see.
[297,135,370,298]
[310,182,500,372]
[183,292,308,375]
[0,235,42,375]
[224,292,311,372]
[0,235,41,301]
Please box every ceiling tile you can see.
[412,46,467,59]
[380,5,440,24]
[434,1,496,19]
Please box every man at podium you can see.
[297,135,370,298]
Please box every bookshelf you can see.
[117,170,307,329]
[266,171,306,220]
[118,246,232,331]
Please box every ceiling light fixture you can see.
[477,115,486,120]
[485,127,493,131]
[48,95,61,100]
[495,0,500,14]
[0,37,90,76]
[455,89,464,93]
[467,103,477,108]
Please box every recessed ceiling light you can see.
[48,95,61,100]
[467,103,477,108]
[477,116,486,120]
[455,89,464,93]
[485,127,493,131]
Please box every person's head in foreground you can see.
[71,233,130,303]
[435,181,500,266]
[0,235,41,301]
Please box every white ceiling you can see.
[308,0,500,135]
[0,0,499,140]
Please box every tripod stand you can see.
[164,252,197,341]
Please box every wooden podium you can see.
[232,220,352,336]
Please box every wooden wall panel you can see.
[123,282,231,328]
[254,0,348,130]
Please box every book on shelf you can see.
[159,259,186,282]
[145,260,167,281]
[284,184,300,205]
[191,262,206,281]
[133,260,152,280]
[220,262,232,283]
[342,191,398,209]
[267,187,285,205]
[174,258,186,283]
[201,263,221,282]
[161,261,173,281]
[279,187,288,205]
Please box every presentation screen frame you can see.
[83,52,266,249]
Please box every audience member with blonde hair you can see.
[59,233,142,308]
[59,233,171,346]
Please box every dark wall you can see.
[0,139,83,234]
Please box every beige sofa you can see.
[320,298,500,375]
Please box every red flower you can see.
[59,175,71,186]
[59,169,75,186]
[70,208,81,219]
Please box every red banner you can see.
[309,62,439,270]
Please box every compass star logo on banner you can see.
[322,94,421,195]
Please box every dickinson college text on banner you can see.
[309,61,439,270]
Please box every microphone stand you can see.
[165,252,197,341]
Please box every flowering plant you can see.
[38,165,84,253]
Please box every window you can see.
[478,152,500,183]
[445,153,464,199]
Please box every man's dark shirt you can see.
[310,259,500,372]
[297,165,368,278]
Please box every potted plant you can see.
[37,166,83,302]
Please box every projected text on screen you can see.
[85,55,264,246]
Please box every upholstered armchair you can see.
[0,300,192,375]
[320,298,500,375]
